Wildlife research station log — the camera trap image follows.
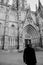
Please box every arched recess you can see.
[4,23,18,50]
[23,24,40,46]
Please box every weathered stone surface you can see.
[0,0,43,50]
[8,10,17,22]
[0,6,6,20]
[19,10,26,21]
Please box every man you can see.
[23,44,37,65]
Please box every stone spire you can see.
[22,0,24,9]
[29,4,31,11]
[36,4,37,11]
[38,0,41,6]
[26,4,31,14]
[35,4,38,16]
[38,0,42,12]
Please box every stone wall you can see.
[0,1,43,50]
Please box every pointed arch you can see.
[23,24,40,39]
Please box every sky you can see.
[9,0,43,11]
[27,0,43,11]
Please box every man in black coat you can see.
[23,44,37,65]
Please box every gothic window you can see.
[11,24,15,27]
[11,0,17,10]
[27,15,33,23]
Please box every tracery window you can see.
[10,0,17,10]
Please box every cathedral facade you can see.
[0,0,43,51]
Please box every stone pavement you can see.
[0,50,43,65]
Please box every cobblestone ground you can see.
[0,50,43,65]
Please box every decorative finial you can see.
[38,0,41,8]
[35,4,37,11]
[29,4,31,11]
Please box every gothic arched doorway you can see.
[23,24,40,47]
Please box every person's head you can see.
[26,44,32,48]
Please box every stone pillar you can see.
[4,36,9,50]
